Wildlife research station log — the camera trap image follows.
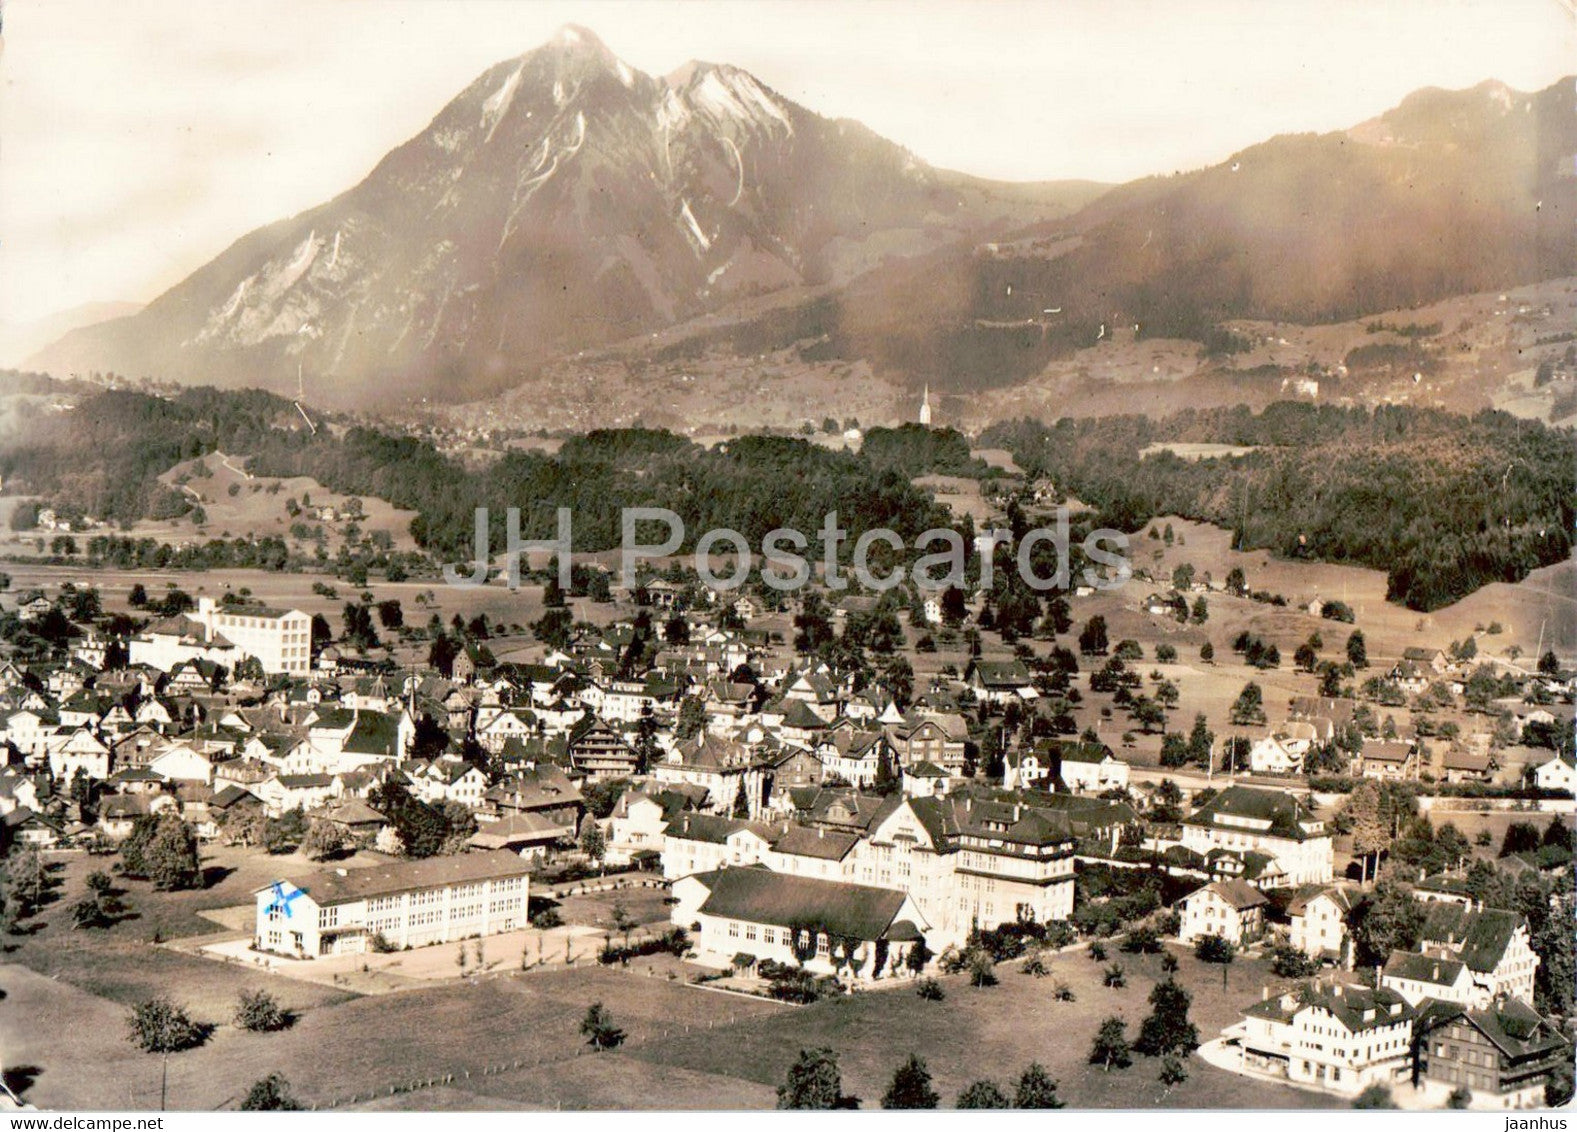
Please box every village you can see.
[0,482,1572,1112]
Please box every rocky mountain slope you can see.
[31,26,1099,405]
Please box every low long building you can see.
[254,850,530,958]
[671,864,928,980]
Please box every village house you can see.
[1285,885,1355,961]
[1358,739,1419,781]
[966,659,1037,704]
[1412,999,1570,1109]
[883,710,969,774]
[1381,952,1477,1007]
[567,718,639,780]
[1178,879,1268,945]
[653,731,765,816]
[1248,722,1318,775]
[254,850,530,958]
[1409,903,1539,1007]
[1527,752,1575,794]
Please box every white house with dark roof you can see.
[1410,903,1539,1007]
[1180,785,1332,886]
[1286,885,1355,960]
[1528,753,1575,795]
[1232,980,1415,1097]
[671,865,928,981]
[253,850,530,958]
[1381,951,1476,1006]
[1178,879,1268,945]
[1248,723,1318,775]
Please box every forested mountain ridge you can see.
[2,384,1571,613]
[981,404,1576,610]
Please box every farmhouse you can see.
[1381,952,1475,1007]
[1413,999,1570,1109]
[1358,740,1418,780]
[253,850,530,958]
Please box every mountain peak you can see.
[547,24,608,54]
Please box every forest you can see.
[0,388,955,566]
[980,403,1576,610]
[4,388,1570,611]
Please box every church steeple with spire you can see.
[919,384,932,426]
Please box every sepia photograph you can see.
[0,0,1573,1122]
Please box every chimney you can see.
[1432,964,1440,981]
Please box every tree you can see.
[1160,1053,1185,1091]
[241,1073,302,1111]
[1346,630,1368,669]
[881,1053,938,1109]
[1134,977,1199,1057]
[1194,934,1235,964]
[1014,1062,1064,1108]
[301,820,349,862]
[126,995,204,1112]
[1501,821,1542,857]
[140,813,203,891]
[1348,881,1425,968]
[2,846,49,916]
[1089,1015,1132,1070]
[1446,1086,1472,1109]
[1342,780,1389,883]
[1199,641,1214,664]
[1078,615,1109,656]
[578,817,607,867]
[579,1002,625,1051]
[1229,682,1266,726]
[956,1080,1009,1109]
[967,949,998,987]
[70,896,112,930]
[777,1048,856,1110]
[233,989,290,1032]
[1352,1085,1397,1109]
[1538,649,1560,676]
[675,695,707,741]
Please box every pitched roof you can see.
[1244,981,1414,1032]
[770,824,859,861]
[1184,784,1323,841]
[265,850,531,906]
[1420,905,1525,973]
[1416,998,1569,1060]
[1383,950,1466,987]
[694,865,913,940]
[1196,879,1270,911]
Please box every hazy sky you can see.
[2,0,1573,325]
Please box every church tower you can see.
[919,384,932,426]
